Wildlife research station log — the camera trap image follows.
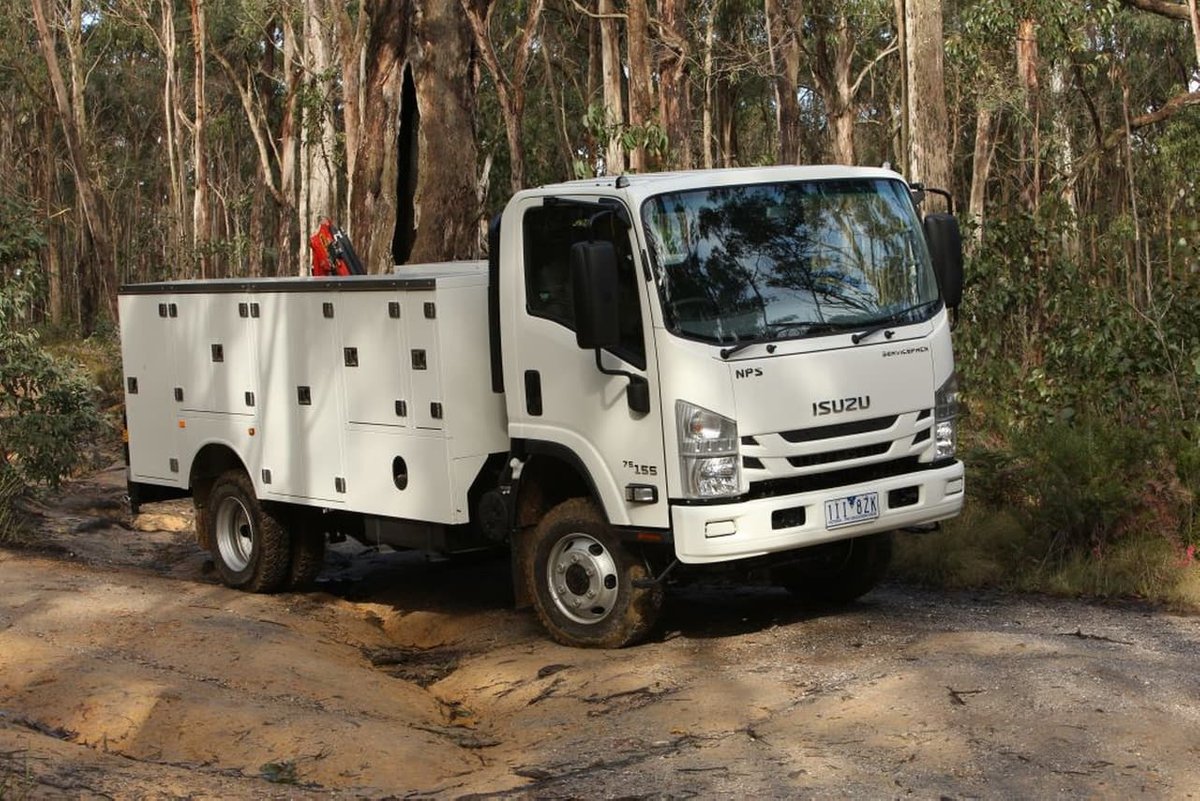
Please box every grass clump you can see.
[894,416,1199,609]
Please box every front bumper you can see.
[669,461,964,564]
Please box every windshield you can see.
[640,178,940,345]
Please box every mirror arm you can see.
[925,186,955,214]
[594,348,637,381]
[594,350,650,414]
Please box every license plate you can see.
[824,492,880,529]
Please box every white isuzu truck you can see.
[120,166,965,647]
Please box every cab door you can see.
[502,196,668,528]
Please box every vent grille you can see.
[786,442,890,468]
[779,415,898,443]
[749,457,928,500]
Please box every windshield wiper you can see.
[719,337,770,360]
[850,300,940,345]
[850,321,896,345]
[719,322,843,359]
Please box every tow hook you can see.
[633,559,679,588]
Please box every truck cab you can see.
[495,166,963,644]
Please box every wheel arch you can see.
[511,439,603,529]
[188,442,249,549]
[508,440,603,609]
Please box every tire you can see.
[205,470,292,593]
[523,498,663,648]
[285,516,326,590]
[775,532,894,605]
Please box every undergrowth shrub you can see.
[1010,420,1193,560]
[0,196,102,492]
[896,204,1200,606]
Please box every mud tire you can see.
[286,516,326,590]
[775,532,894,605]
[205,470,291,593]
[523,498,663,648]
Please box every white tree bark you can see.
[301,0,338,237]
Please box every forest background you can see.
[1,0,1198,602]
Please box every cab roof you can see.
[528,165,909,205]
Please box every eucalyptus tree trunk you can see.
[279,16,300,274]
[301,0,338,236]
[462,0,544,192]
[968,105,996,248]
[32,0,117,328]
[349,0,410,273]
[765,0,804,164]
[1186,0,1200,70]
[407,0,479,262]
[189,0,211,278]
[599,0,625,173]
[810,10,857,164]
[626,0,653,171]
[337,1,369,232]
[701,0,717,168]
[135,0,188,272]
[1016,17,1040,212]
[903,0,951,210]
[893,0,908,172]
[658,0,693,169]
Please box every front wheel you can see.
[774,532,894,605]
[205,470,292,593]
[524,498,663,648]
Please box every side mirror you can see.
[570,240,621,350]
[923,213,964,309]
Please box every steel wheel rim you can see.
[546,533,620,624]
[215,495,255,572]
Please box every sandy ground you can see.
[1,463,1199,799]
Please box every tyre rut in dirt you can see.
[205,470,291,593]
[524,497,663,648]
[775,531,894,605]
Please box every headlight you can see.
[677,401,740,498]
[934,372,959,461]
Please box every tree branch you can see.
[1119,0,1191,21]
[1071,88,1200,186]
[851,41,899,97]
[211,47,286,205]
[1110,88,1200,146]
[564,0,626,21]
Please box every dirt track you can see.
[2,464,1199,799]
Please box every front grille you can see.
[780,414,898,443]
[748,457,929,500]
[786,442,890,468]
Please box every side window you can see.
[523,202,646,369]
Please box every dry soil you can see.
[1,463,1198,799]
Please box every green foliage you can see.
[0,196,103,488]
[905,199,1198,601]
[960,207,1200,430]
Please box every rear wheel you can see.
[285,515,326,590]
[205,470,291,593]
[524,498,663,648]
[774,532,894,605]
